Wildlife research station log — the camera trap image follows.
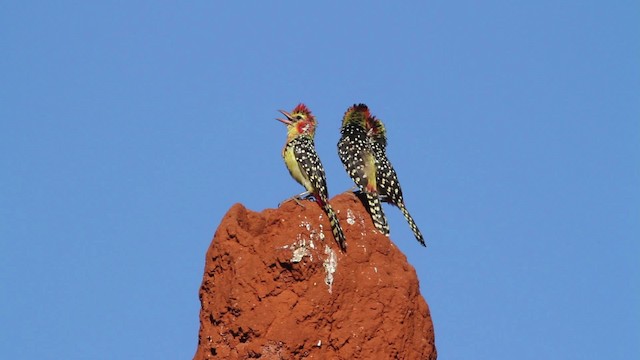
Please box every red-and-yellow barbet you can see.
[276,103,347,250]
[337,104,390,236]
[367,115,425,246]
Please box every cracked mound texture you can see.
[194,192,436,359]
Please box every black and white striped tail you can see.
[321,202,347,251]
[366,192,390,235]
[399,203,425,246]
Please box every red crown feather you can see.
[292,103,312,115]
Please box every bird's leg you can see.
[348,186,388,203]
[280,191,314,208]
[345,185,361,194]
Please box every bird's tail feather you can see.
[399,203,425,246]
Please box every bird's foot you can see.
[279,191,313,208]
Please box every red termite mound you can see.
[194,192,436,359]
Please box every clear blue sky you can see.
[1,1,638,359]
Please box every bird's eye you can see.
[296,115,303,120]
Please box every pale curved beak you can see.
[276,109,294,125]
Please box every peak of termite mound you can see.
[194,192,436,359]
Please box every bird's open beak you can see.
[276,110,294,125]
